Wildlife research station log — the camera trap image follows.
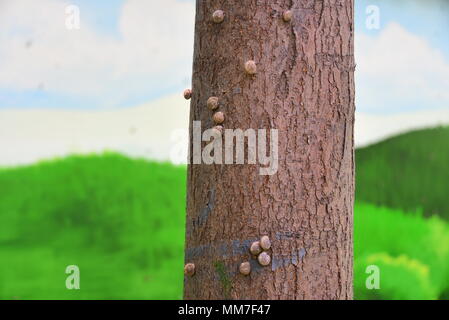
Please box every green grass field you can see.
[0,154,186,299]
[354,203,449,299]
[1,127,448,299]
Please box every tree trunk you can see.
[184,0,355,300]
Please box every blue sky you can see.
[355,0,449,113]
[0,0,448,114]
[0,0,196,110]
[356,0,449,58]
[64,0,124,36]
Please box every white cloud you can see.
[2,91,449,166]
[0,93,191,166]
[356,22,449,113]
[355,109,449,147]
[0,0,195,105]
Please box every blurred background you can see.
[0,0,448,299]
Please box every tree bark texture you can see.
[184,0,355,300]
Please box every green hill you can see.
[356,126,449,220]
[0,138,448,299]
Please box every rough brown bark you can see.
[184,0,355,300]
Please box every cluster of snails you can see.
[183,8,293,132]
[239,235,272,276]
[184,235,272,278]
[184,8,291,279]
[211,9,292,24]
[207,96,225,134]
